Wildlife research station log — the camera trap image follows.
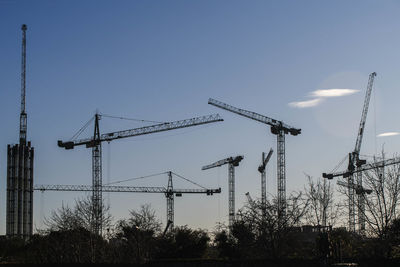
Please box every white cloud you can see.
[288,98,323,108]
[377,132,400,137]
[310,89,359,98]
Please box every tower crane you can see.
[34,171,221,230]
[258,148,273,217]
[208,98,301,220]
[322,72,376,234]
[325,156,400,231]
[202,155,243,228]
[58,113,223,235]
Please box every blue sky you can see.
[1,0,400,233]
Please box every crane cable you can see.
[171,172,207,189]
[104,171,209,190]
[100,113,165,124]
[70,115,94,141]
[69,113,164,142]
[104,171,169,185]
[331,154,348,173]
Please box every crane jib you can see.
[208,98,301,136]
[57,114,223,149]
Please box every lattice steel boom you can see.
[208,98,300,221]
[34,184,221,194]
[34,180,221,230]
[354,72,376,235]
[58,114,223,149]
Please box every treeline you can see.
[1,199,400,265]
[3,164,400,265]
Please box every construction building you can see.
[6,24,34,239]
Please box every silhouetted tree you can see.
[24,228,109,263]
[112,204,161,264]
[31,196,113,263]
[44,195,112,234]
[213,192,309,259]
[337,153,400,240]
[304,174,339,227]
[213,229,236,259]
[361,156,400,239]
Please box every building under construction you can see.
[6,24,34,239]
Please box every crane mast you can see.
[19,24,27,145]
[58,113,223,235]
[208,98,300,221]
[202,155,243,228]
[92,114,102,235]
[166,171,174,229]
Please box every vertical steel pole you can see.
[348,174,356,232]
[261,152,266,218]
[357,170,365,235]
[277,130,286,222]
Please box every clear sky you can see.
[1,0,400,234]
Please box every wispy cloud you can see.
[377,132,400,137]
[288,98,323,108]
[289,88,359,109]
[310,89,359,98]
